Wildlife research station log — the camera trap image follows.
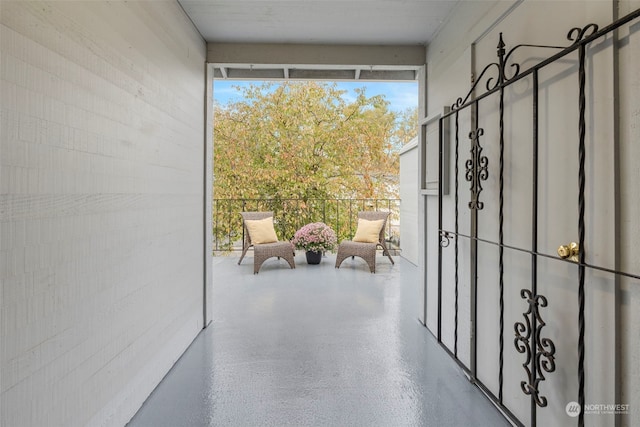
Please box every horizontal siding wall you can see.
[618,0,640,424]
[0,1,206,426]
[399,139,418,266]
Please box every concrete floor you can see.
[127,253,509,427]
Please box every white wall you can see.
[618,0,640,420]
[0,2,206,426]
[399,137,418,265]
[423,1,639,426]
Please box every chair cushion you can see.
[245,217,278,244]
[353,218,384,243]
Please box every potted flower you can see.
[291,222,337,264]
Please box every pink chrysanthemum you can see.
[291,222,337,253]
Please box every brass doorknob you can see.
[557,242,579,260]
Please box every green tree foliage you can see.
[392,107,419,150]
[212,81,416,250]
[214,81,416,200]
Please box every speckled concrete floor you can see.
[127,254,509,427]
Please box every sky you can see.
[214,80,418,113]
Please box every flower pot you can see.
[305,250,322,265]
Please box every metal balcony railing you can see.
[212,198,401,253]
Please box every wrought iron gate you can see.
[434,9,640,427]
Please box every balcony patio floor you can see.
[127,253,509,427]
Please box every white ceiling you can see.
[178,0,461,81]
[178,0,459,45]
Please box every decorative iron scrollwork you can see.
[567,23,599,45]
[450,28,602,112]
[439,231,452,248]
[465,128,489,210]
[514,289,556,407]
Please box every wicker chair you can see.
[335,211,395,273]
[238,212,295,274]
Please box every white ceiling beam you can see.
[288,69,355,80]
[208,43,425,66]
[213,66,418,81]
[226,68,285,79]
